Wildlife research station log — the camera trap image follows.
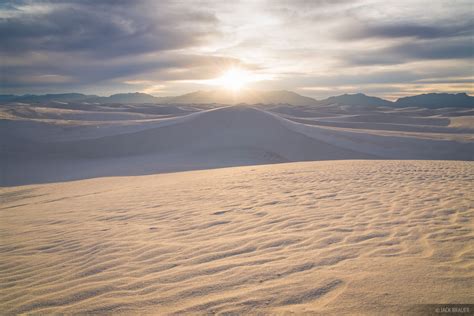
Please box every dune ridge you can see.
[1,104,473,186]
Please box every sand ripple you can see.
[1,160,473,314]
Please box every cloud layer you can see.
[1,0,473,99]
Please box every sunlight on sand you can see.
[1,161,472,314]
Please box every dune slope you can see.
[1,160,473,314]
[2,105,473,185]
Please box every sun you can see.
[215,67,251,92]
[204,66,273,92]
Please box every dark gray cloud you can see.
[338,21,474,40]
[0,0,228,93]
[266,68,470,90]
[271,0,356,8]
[1,52,245,89]
[0,0,218,56]
[343,38,473,66]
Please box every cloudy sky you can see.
[1,0,473,99]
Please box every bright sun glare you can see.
[215,68,251,92]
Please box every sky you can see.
[1,0,473,100]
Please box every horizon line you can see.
[1,89,472,102]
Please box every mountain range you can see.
[1,90,473,108]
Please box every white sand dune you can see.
[1,161,473,314]
[1,102,473,313]
[0,106,200,143]
[1,104,473,186]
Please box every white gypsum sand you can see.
[0,160,473,314]
[1,104,473,186]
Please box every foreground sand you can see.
[1,160,473,314]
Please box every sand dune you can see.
[1,161,473,314]
[1,104,473,185]
[1,102,473,313]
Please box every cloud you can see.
[0,0,230,93]
[342,38,473,66]
[0,0,218,56]
[338,20,474,40]
[255,58,474,99]
[0,0,472,98]
[1,52,247,89]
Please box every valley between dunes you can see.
[1,160,473,314]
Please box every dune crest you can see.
[1,104,473,186]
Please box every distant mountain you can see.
[259,90,319,106]
[0,90,320,105]
[167,90,223,104]
[0,92,167,104]
[89,92,166,104]
[3,93,97,103]
[0,95,17,102]
[318,93,393,107]
[395,93,474,108]
[1,91,473,108]
[167,89,319,106]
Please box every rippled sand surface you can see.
[1,160,473,314]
